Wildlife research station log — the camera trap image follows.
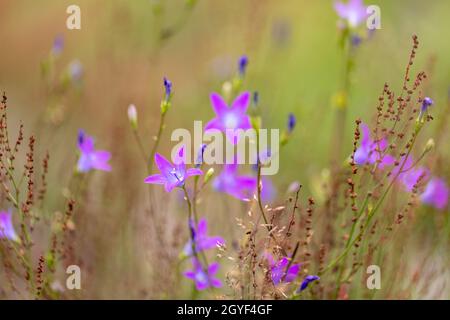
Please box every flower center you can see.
[224,113,238,129]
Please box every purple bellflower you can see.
[238,55,248,76]
[183,218,225,256]
[205,92,252,145]
[184,258,222,291]
[418,97,434,122]
[393,156,428,192]
[253,91,259,106]
[260,177,277,203]
[298,275,320,292]
[144,147,202,192]
[266,254,300,285]
[52,35,64,56]
[334,0,368,28]
[77,130,111,173]
[420,177,449,210]
[421,97,434,113]
[213,164,257,200]
[195,144,207,168]
[354,122,394,168]
[287,113,296,133]
[69,59,83,82]
[163,77,172,101]
[0,209,19,242]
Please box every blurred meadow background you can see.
[0,0,449,299]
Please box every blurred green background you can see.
[1,0,449,189]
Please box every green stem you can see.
[148,113,166,172]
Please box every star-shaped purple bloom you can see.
[184,258,222,291]
[144,147,203,192]
[205,92,252,145]
[266,254,300,285]
[77,130,111,173]
[213,164,257,200]
[421,177,449,210]
[334,0,368,28]
[354,122,394,168]
[183,218,225,256]
[0,209,19,242]
[298,275,320,292]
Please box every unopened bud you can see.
[128,104,138,129]
[424,138,435,153]
[204,168,215,184]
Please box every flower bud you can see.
[203,168,214,184]
[128,104,138,129]
[221,81,232,101]
[424,138,435,153]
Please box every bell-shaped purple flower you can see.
[163,77,172,101]
[238,55,248,76]
[52,35,64,56]
[205,92,252,145]
[354,122,394,168]
[266,253,300,285]
[421,97,434,113]
[184,258,222,291]
[420,178,449,210]
[144,147,202,192]
[392,156,428,192]
[287,113,296,133]
[0,209,19,242]
[77,130,111,173]
[298,275,320,292]
[183,218,225,256]
[213,164,257,200]
[69,59,83,83]
[334,0,368,28]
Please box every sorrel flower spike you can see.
[183,258,222,291]
[334,0,368,28]
[183,218,225,256]
[205,92,252,145]
[144,147,202,192]
[77,130,111,173]
[0,209,19,242]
